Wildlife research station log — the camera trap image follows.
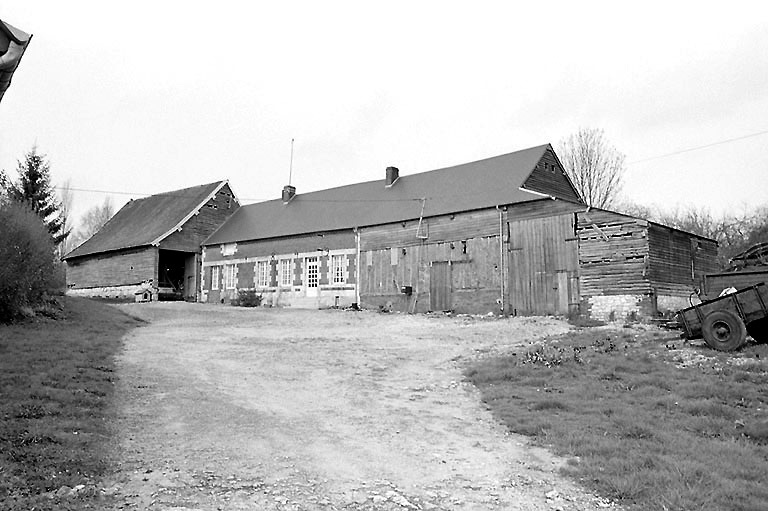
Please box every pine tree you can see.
[2,146,70,245]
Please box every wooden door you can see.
[430,261,452,311]
[305,256,319,297]
[508,214,579,315]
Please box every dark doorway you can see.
[158,250,189,300]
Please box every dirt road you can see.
[107,303,616,510]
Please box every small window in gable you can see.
[221,243,237,256]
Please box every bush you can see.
[0,202,56,322]
[233,289,263,307]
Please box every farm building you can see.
[701,242,768,299]
[200,144,717,320]
[63,181,239,301]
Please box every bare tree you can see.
[557,128,625,208]
[57,178,75,256]
[66,197,115,253]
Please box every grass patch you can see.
[0,297,143,510]
[466,328,768,510]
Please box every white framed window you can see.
[331,254,346,284]
[257,260,270,287]
[279,258,292,287]
[224,264,237,289]
[211,266,220,290]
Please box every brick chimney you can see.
[282,185,296,203]
[385,166,399,187]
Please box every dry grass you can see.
[465,326,768,511]
[0,297,143,510]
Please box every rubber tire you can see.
[702,310,747,351]
[747,317,768,344]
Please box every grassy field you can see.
[0,297,143,511]
[466,324,768,511]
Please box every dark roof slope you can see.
[63,181,226,260]
[206,144,580,245]
[0,19,32,104]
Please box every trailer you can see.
[677,283,768,351]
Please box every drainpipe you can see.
[496,205,507,316]
[355,227,361,307]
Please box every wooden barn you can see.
[200,144,717,320]
[63,181,238,301]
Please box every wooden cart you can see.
[677,283,768,351]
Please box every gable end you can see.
[521,147,583,203]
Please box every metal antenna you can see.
[289,138,295,186]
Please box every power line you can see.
[51,184,426,204]
[628,128,768,165]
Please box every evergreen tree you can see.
[2,146,69,245]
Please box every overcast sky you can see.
[1,2,767,226]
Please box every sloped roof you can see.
[0,19,32,104]
[63,181,227,260]
[206,144,574,245]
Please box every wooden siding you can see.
[360,236,502,314]
[576,210,651,296]
[522,148,582,202]
[703,270,768,298]
[507,213,579,315]
[647,223,718,296]
[359,199,583,252]
[360,201,584,315]
[65,247,157,289]
[204,230,355,263]
[161,183,239,252]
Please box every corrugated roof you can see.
[205,144,568,245]
[0,19,32,104]
[63,181,226,260]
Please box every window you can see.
[279,258,292,287]
[257,260,270,287]
[224,264,237,289]
[331,254,346,284]
[211,266,220,290]
[221,243,237,256]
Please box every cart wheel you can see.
[747,317,768,343]
[702,310,747,351]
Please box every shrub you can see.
[233,289,263,307]
[0,202,56,322]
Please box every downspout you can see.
[199,246,206,302]
[496,205,507,316]
[355,227,361,308]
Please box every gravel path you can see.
[105,303,619,510]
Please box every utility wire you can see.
[49,128,768,200]
[628,128,768,165]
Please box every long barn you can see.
[200,144,717,320]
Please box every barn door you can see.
[430,261,452,311]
